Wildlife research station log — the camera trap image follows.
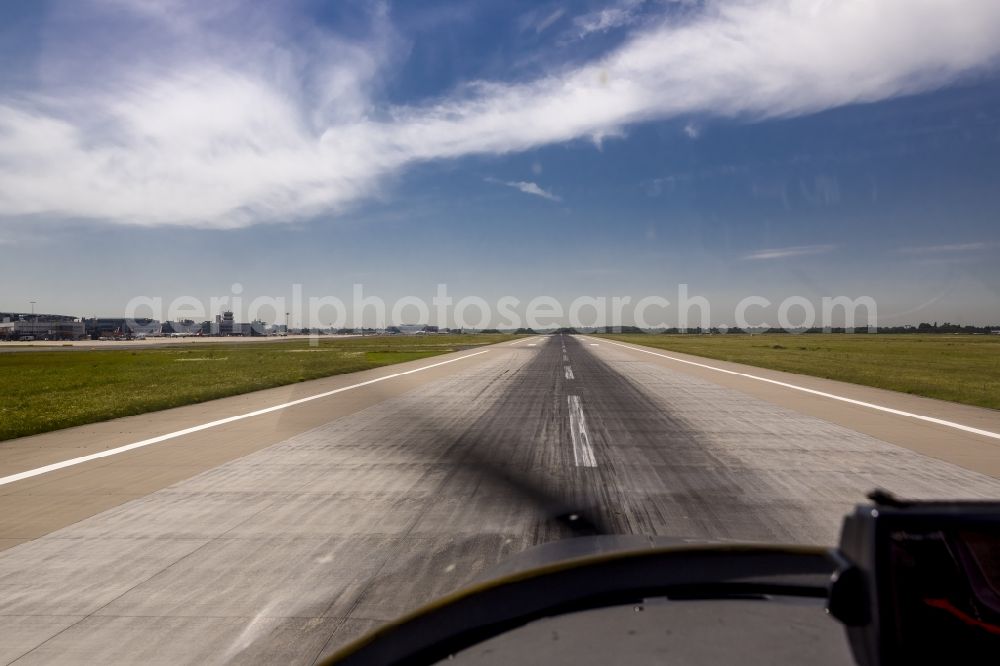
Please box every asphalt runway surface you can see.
[3,335,1000,664]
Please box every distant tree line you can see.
[586,323,1000,335]
[330,324,998,335]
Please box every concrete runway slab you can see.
[585,335,1000,475]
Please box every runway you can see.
[3,334,1000,664]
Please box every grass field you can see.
[596,334,1000,411]
[0,334,515,441]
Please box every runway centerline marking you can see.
[567,395,597,467]
[564,365,575,380]
[593,337,1000,442]
[0,349,493,487]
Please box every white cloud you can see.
[743,244,836,260]
[518,7,567,34]
[581,8,633,34]
[536,8,567,34]
[512,181,561,201]
[572,2,644,39]
[487,178,561,201]
[2,0,1000,228]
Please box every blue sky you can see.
[1,0,999,326]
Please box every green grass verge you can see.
[1,334,516,441]
[596,334,1000,411]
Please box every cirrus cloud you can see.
[486,177,561,201]
[743,244,837,260]
[896,242,994,255]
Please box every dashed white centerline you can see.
[0,349,493,487]
[563,354,569,362]
[593,337,1000,442]
[564,365,575,380]
[567,395,597,467]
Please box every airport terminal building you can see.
[82,318,162,339]
[0,313,86,341]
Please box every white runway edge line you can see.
[567,395,597,467]
[0,349,492,488]
[593,338,1000,442]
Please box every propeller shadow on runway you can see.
[226,378,616,663]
